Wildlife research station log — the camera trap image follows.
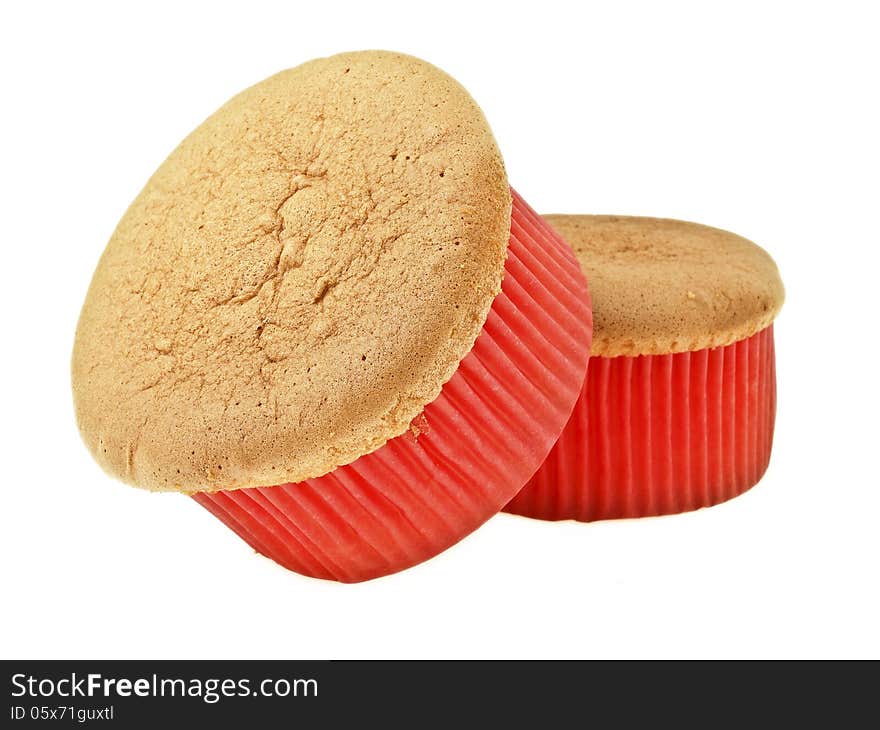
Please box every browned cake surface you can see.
[546,215,784,357]
[73,51,510,493]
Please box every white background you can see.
[2,0,878,659]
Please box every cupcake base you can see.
[505,326,776,522]
[193,189,593,581]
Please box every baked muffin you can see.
[506,215,783,521]
[72,51,592,581]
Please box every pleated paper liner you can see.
[505,326,776,522]
[193,188,593,582]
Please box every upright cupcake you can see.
[72,51,592,581]
[506,215,783,522]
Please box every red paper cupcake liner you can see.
[193,188,593,581]
[505,326,776,522]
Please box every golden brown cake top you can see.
[545,215,784,357]
[72,51,510,493]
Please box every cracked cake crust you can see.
[72,51,511,493]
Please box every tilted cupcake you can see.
[72,51,592,581]
[506,215,783,522]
